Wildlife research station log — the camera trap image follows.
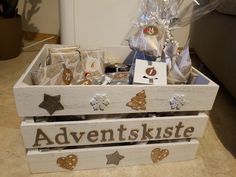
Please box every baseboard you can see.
[23,31,60,44]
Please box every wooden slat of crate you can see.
[14,84,218,117]
[21,113,208,149]
[27,139,199,173]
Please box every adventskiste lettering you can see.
[33,122,195,147]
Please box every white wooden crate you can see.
[14,45,219,117]
[13,44,219,173]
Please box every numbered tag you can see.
[62,67,73,85]
[133,59,167,85]
[143,26,159,36]
[146,67,157,76]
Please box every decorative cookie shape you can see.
[57,154,78,170]
[126,90,146,111]
[151,148,169,163]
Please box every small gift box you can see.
[31,47,105,86]
[133,59,167,85]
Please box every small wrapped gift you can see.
[133,59,167,85]
[80,50,105,75]
[159,0,222,84]
[164,40,192,84]
[128,24,165,58]
[127,0,165,59]
[47,45,80,65]
[31,63,64,85]
[126,0,222,84]
[31,47,105,86]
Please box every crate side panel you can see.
[21,114,208,148]
[15,84,218,117]
[27,140,199,173]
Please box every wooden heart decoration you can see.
[151,148,169,163]
[57,154,78,170]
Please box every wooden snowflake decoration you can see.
[169,94,185,110]
[90,93,110,111]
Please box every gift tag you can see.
[143,26,159,36]
[62,67,73,85]
[133,59,167,85]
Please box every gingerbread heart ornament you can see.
[151,148,169,163]
[57,154,78,170]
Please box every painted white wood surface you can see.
[27,139,199,173]
[13,45,219,117]
[21,113,208,148]
[14,84,218,117]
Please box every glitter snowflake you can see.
[90,93,110,111]
[169,94,185,110]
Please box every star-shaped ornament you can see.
[39,94,64,115]
[106,151,125,166]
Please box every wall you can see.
[17,0,60,35]
[173,26,190,47]
[17,0,189,46]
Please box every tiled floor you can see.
[0,42,235,177]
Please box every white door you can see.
[60,0,141,47]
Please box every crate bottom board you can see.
[27,139,199,173]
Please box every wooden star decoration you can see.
[39,94,64,115]
[106,151,124,166]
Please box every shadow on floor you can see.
[191,52,236,158]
